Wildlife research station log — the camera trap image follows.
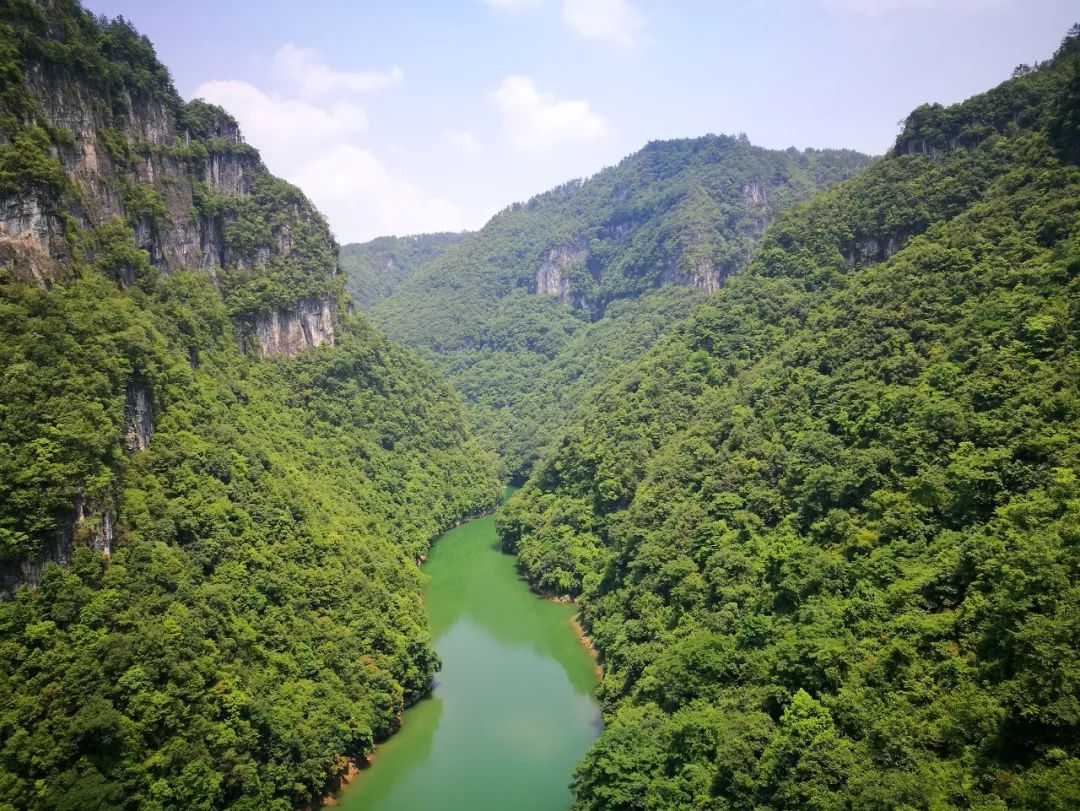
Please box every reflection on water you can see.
[336,512,601,811]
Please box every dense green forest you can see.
[500,28,1080,810]
[0,3,498,809]
[366,139,870,476]
[4,0,1080,809]
[0,279,497,810]
[339,233,466,310]
[411,284,704,479]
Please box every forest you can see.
[1,0,1078,809]
[499,25,1080,810]
[0,3,498,808]
[339,233,466,311]
[352,137,870,477]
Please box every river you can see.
[334,507,601,810]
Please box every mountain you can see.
[367,137,871,476]
[0,2,498,807]
[339,232,466,310]
[499,28,1080,810]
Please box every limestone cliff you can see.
[0,2,342,356]
[123,385,154,452]
[0,1,345,592]
[0,497,113,599]
[255,297,336,358]
[513,145,865,319]
[534,242,588,306]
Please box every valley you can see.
[0,3,1077,810]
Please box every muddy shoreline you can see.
[569,613,603,681]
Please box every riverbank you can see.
[570,613,602,681]
[319,763,360,808]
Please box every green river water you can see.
[334,509,601,811]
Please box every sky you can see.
[83,0,1077,244]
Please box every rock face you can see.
[9,66,210,278]
[255,298,336,358]
[1,49,339,357]
[124,385,155,452]
[846,235,902,266]
[689,258,722,294]
[535,243,588,306]
[0,498,113,600]
[0,7,345,594]
[529,176,791,312]
[0,197,68,282]
[741,181,766,208]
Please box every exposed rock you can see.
[206,151,255,197]
[739,181,772,238]
[74,497,114,556]
[901,138,951,158]
[124,385,154,452]
[255,297,336,357]
[846,235,903,266]
[690,258,722,294]
[0,11,344,593]
[741,181,766,208]
[0,534,69,601]
[4,63,326,292]
[0,197,66,283]
[600,220,634,240]
[6,67,217,278]
[0,499,113,599]
[535,242,588,306]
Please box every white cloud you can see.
[292,145,473,239]
[195,79,368,161]
[195,58,476,241]
[273,43,402,98]
[482,0,543,9]
[492,75,610,150]
[560,0,643,46]
[444,129,481,153]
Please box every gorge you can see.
[1,2,1079,811]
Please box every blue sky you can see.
[84,0,1077,243]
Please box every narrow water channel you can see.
[335,508,601,810]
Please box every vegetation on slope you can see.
[340,232,466,311]
[0,3,500,809]
[371,138,869,475]
[427,284,705,479]
[0,271,498,810]
[500,27,1080,810]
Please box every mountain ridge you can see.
[1,0,341,357]
[500,27,1080,810]
[364,134,871,476]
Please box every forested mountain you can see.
[339,232,466,310]
[367,138,870,476]
[0,2,498,808]
[500,28,1080,810]
[4,0,1078,808]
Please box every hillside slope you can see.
[339,232,466,310]
[0,3,498,808]
[500,28,1080,810]
[371,138,870,475]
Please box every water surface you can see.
[336,511,600,811]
